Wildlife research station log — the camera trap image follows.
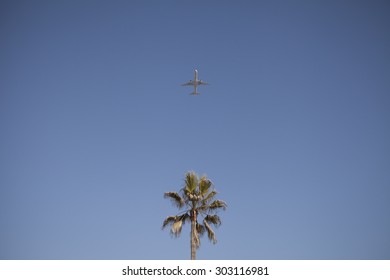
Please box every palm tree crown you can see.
[162,171,227,260]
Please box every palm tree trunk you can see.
[190,210,196,260]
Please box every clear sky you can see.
[1,0,389,260]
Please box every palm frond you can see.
[164,192,185,208]
[162,216,177,229]
[196,222,205,236]
[203,220,217,244]
[195,191,217,214]
[172,219,183,237]
[203,190,217,204]
[209,199,227,211]
[197,196,216,213]
[199,176,213,196]
[204,214,221,227]
[178,213,191,225]
[184,171,198,194]
[162,213,190,237]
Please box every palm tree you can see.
[162,171,227,260]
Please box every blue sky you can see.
[1,0,389,259]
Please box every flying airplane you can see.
[181,69,209,95]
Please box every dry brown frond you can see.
[209,199,227,211]
[164,192,185,208]
[204,214,221,227]
[196,222,205,236]
[204,220,217,244]
[162,216,177,229]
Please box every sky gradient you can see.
[1,0,389,259]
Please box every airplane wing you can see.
[198,81,209,85]
[181,81,195,86]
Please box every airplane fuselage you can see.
[181,69,208,95]
[194,69,199,84]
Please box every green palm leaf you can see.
[185,171,198,193]
[203,190,217,204]
[199,176,212,196]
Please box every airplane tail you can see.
[191,92,200,95]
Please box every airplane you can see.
[181,69,209,95]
